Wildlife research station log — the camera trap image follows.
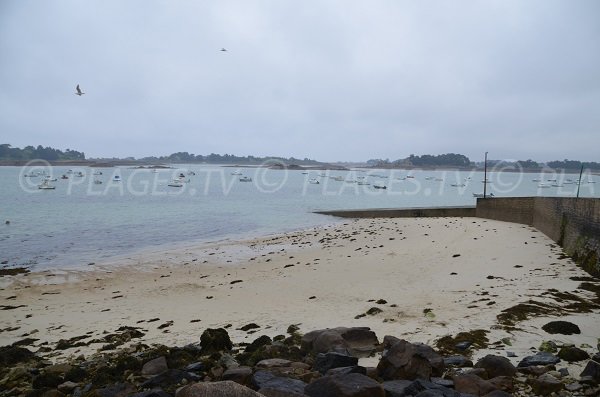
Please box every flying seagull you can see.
[75,84,85,96]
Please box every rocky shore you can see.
[2,323,600,397]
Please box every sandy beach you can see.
[1,217,599,372]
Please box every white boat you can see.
[93,170,103,175]
[537,183,551,188]
[357,181,370,185]
[231,170,242,175]
[308,178,320,184]
[112,175,122,182]
[373,184,387,189]
[239,176,252,182]
[38,180,56,190]
[425,176,434,180]
[552,184,563,187]
[168,180,183,187]
[301,172,309,175]
[43,176,58,182]
[75,171,84,177]
[451,183,466,187]
[61,175,68,179]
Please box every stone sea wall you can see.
[316,197,600,276]
[476,197,600,276]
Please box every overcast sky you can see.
[1,0,599,162]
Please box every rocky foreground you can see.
[2,323,600,397]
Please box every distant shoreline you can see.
[1,159,597,175]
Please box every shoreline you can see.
[1,217,599,376]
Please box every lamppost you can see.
[576,163,584,198]
[483,151,488,198]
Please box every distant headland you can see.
[1,143,598,173]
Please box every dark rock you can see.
[0,345,35,365]
[141,369,200,389]
[517,352,560,367]
[239,323,260,332]
[259,388,307,397]
[142,356,168,377]
[557,346,590,362]
[251,370,276,389]
[176,381,263,397]
[32,373,63,389]
[528,373,563,396]
[200,328,233,354]
[130,390,173,397]
[305,373,385,397]
[377,338,445,380]
[87,382,136,397]
[382,380,413,397]
[482,391,512,397]
[222,366,253,385]
[592,352,600,363]
[57,381,79,393]
[453,374,497,396]
[64,366,87,382]
[184,362,204,372]
[541,320,581,335]
[314,352,359,374]
[383,379,460,397]
[245,335,272,353]
[474,355,517,378]
[443,355,473,368]
[454,341,471,351]
[325,366,367,376]
[301,327,379,357]
[258,376,307,396]
[517,365,556,376]
[580,360,600,383]
[488,376,514,393]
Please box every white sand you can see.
[1,217,598,370]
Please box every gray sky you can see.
[1,0,599,162]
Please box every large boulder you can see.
[176,381,263,397]
[383,379,460,397]
[142,356,168,377]
[377,338,444,380]
[517,352,560,367]
[222,366,253,385]
[557,346,590,362]
[305,373,385,397]
[474,355,517,378]
[580,360,600,383]
[453,374,498,396]
[0,345,35,366]
[314,352,358,374]
[200,328,233,354]
[528,373,563,396]
[541,321,581,335]
[258,376,308,396]
[301,327,379,357]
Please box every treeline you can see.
[367,154,600,170]
[368,153,472,168]
[138,152,321,165]
[0,144,85,161]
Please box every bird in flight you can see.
[220,48,227,52]
[75,84,85,96]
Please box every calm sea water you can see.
[0,164,597,270]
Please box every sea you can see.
[1,163,598,271]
